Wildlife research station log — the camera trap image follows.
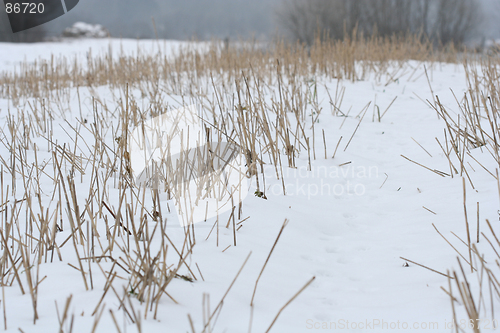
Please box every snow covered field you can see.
[0,38,498,332]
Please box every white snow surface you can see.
[0,39,498,333]
[0,38,192,75]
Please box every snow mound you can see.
[62,22,110,38]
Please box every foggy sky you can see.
[1,0,500,42]
[40,0,283,40]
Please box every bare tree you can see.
[433,0,479,44]
[278,0,339,45]
[278,0,481,46]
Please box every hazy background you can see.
[35,0,283,40]
[0,0,499,43]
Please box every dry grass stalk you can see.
[422,206,437,215]
[201,252,251,333]
[400,155,449,177]
[265,276,315,333]
[463,178,473,273]
[0,35,476,331]
[432,224,475,271]
[399,257,453,279]
[250,219,289,307]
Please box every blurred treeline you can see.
[0,0,498,45]
[279,0,486,46]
